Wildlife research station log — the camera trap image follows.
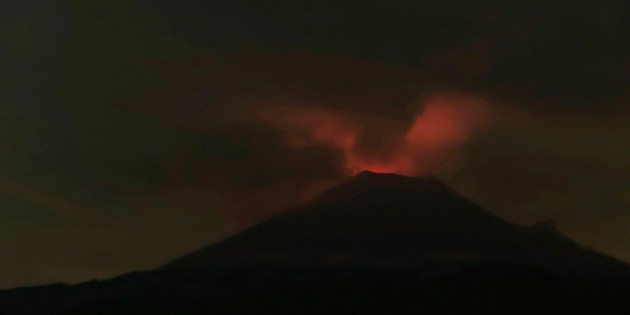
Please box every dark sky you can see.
[1,0,628,288]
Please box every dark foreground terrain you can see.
[1,265,630,314]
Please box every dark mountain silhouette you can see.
[1,171,629,314]
[165,171,628,277]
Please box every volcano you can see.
[2,172,629,314]
[165,171,628,276]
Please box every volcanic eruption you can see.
[258,93,493,176]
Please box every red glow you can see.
[259,93,491,176]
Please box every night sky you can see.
[1,0,628,288]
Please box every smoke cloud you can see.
[259,93,492,176]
